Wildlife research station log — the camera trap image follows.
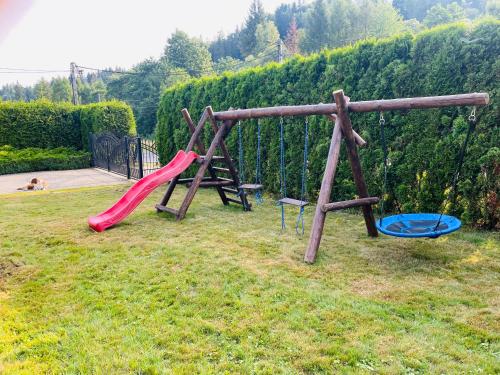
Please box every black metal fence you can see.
[89,133,161,179]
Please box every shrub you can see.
[0,145,91,175]
[0,100,136,151]
[157,21,499,228]
[79,101,137,150]
[0,100,81,149]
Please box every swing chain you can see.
[433,106,477,231]
[295,117,309,236]
[378,112,389,226]
[255,119,264,204]
[279,116,286,230]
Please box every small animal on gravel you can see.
[17,178,48,191]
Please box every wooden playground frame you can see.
[157,90,489,263]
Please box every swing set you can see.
[156,90,489,263]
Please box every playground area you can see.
[0,185,498,373]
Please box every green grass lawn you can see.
[0,185,498,374]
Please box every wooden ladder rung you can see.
[279,198,309,207]
[227,198,245,205]
[222,187,239,195]
[212,167,230,173]
[187,180,235,188]
[217,177,234,183]
[321,197,380,213]
[200,155,234,162]
[155,204,179,216]
[239,184,263,190]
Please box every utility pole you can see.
[277,39,284,63]
[70,62,79,105]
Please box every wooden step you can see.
[321,197,380,213]
[227,198,245,206]
[222,187,239,195]
[177,177,212,184]
[212,167,230,173]
[279,198,309,207]
[155,204,179,216]
[200,155,231,162]
[186,180,235,188]
[239,183,263,190]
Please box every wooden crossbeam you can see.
[212,93,489,120]
[155,205,179,216]
[322,197,380,213]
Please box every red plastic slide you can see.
[88,150,198,232]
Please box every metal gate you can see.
[89,133,161,179]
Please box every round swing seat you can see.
[377,213,461,238]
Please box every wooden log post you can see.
[334,90,378,238]
[304,114,343,263]
[212,93,489,120]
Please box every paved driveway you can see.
[0,168,129,194]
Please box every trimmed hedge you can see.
[80,101,137,150]
[157,21,499,228]
[0,100,81,149]
[0,100,136,151]
[0,145,91,175]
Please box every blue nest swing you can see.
[377,213,461,238]
[376,109,476,239]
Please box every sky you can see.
[0,0,295,86]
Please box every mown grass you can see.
[0,185,498,374]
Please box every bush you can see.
[79,101,137,150]
[157,21,499,228]
[0,145,91,175]
[0,100,82,149]
[0,100,136,151]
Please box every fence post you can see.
[88,133,95,167]
[125,137,131,179]
[106,140,111,172]
[137,137,144,179]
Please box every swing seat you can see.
[239,184,263,190]
[377,213,461,238]
[279,197,309,207]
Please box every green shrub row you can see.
[79,102,137,150]
[0,100,136,151]
[157,21,499,228]
[0,145,91,175]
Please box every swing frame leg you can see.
[304,115,343,263]
[334,90,378,238]
[304,90,378,263]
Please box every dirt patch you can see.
[0,258,23,281]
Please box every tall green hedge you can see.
[0,100,136,151]
[0,100,82,149]
[80,101,137,150]
[157,21,499,228]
